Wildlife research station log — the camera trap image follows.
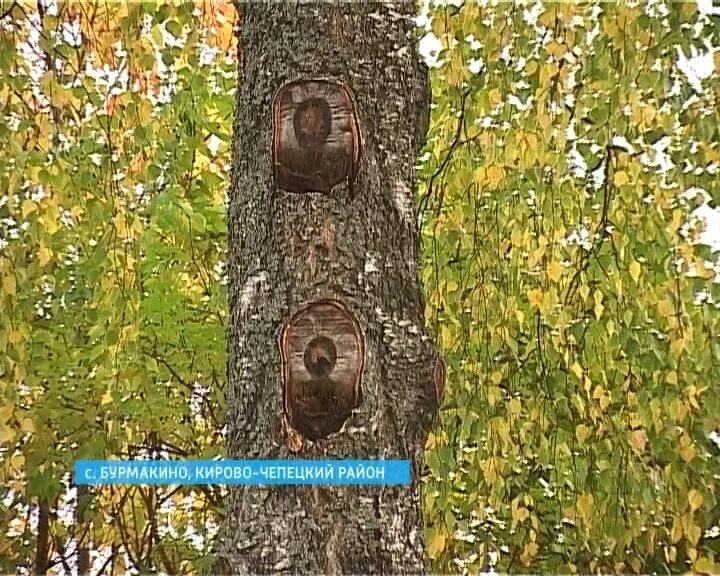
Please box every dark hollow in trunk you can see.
[214,2,438,574]
[273,79,362,194]
[281,298,364,442]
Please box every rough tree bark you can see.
[213,2,439,574]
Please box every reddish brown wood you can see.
[279,299,365,440]
[272,79,362,194]
[283,414,304,453]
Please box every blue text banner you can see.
[74,459,412,486]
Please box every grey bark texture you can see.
[213,1,438,574]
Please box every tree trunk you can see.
[214,2,439,574]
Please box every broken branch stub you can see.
[280,299,365,441]
[272,79,362,194]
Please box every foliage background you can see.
[1,2,232,572]
[0,0,719,574]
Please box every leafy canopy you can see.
[1,1,719,574]
[419,1,720,574]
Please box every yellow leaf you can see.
[513,505,530,523]
[20,418,34,434]
[630,558,642,574]
[528,245,546,268]
[671,515,683,543]
[570,362,583,381]
[214,18,234,49]
[528,288,544,307]
[114,212,133,240]
[630,429,648,451]
[686,521,701,546]
[579,284,590,301]
[38,244,51,267]
[509,397,521,416]
[680,443,696,463]
[559,3,576,20]
[545,40,566,59]
[688,489,703,512]
[441,324,452,349]
[577,493,594,521]
[426,530,446,559]
[21,199,36,218]
[668,209,683,233]
[8,330,22,345]
[670,400,687,422]
[594,301,604,320]
[593,290,604,318]
[487,386,501,408]
[488,88,502,106]
[2,274,16,296]
[511,228,523,247]
[492,417,510,443]
[666,371,678,385]
[680,432,691,448]
[631,103,644,126]
[694,556,717,575]
[538,8,555,28]
[447,57,468,87]
[121,323,138,343]
[613,171,630,186]
[53,84,79,109]
[520,541,539,566]
[599,393,610,412]
[576,424,589,444]
[670,338,685,357]
[101,390,114,406]
[547,261,563,283]
[0,401,13,423]
[642,106,655,125]
[0,427,14,444]
[693,258,716,280]
[606,319,616,336]
[604,18,621,40]
[486,164,505,188]
[657,299,674,317]
[40,205,60,235]
[629,260,641,283]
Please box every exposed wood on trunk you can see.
[281,298,365,440]
[273,80,362,194]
